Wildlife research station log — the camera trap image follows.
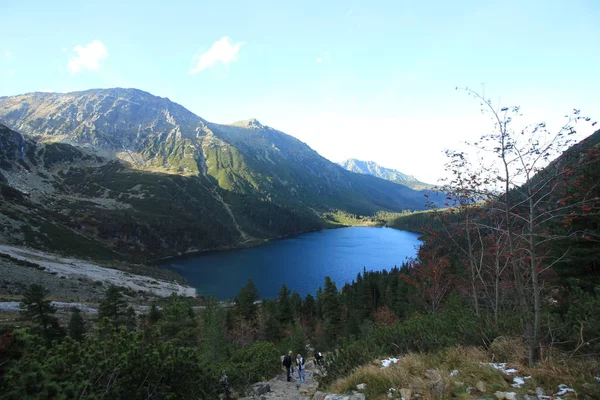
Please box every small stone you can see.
[536,387,545,397]
[476,381,487,393]
[356,383,366,391]
[504,393,517,400]
[495,391,506,399]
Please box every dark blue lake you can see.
[164,227,422,300]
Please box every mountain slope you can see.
[338,158,431,190]
[0,89,441,260]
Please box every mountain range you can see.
[338,159,431,190]
[0,88,440,261]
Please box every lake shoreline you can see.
[161,226,422,300]
[149,223,363,265]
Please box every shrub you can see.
[225,341,281,388]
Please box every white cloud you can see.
[189,36,244,74]
[67,40,108,74]
[316,51,331,65]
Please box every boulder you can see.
[494,392,517,400]
[476,381,487,393]
[248,382,271,396]
[313,391,327,400]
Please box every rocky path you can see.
[241,362,319,400]
[241,362,365,400]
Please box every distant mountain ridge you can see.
[338,158,431,190]
[0,88,442,260]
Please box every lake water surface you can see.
[164,227,421,299]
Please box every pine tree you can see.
[320,277,342,345]
[98,286,128,325]
[260,299,283,342]
[148,304,162,324]
[291,291,302,321]
[302,294,317,328]
[277,284,293,326]
[68,307,87,341]
[125,306,137,331]
[202,296,227,362]
[236,279,259,323]
[159,295,197,345]
[19,284,64,341]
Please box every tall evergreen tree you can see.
[68,307,87,341]
[320,277,343,345]
[290,291,302,321]
[236,279,260,323]
[148,304,162,325]
[98,286,128,322]
[277,284,293,326]
[302,294,317,328]
[202,297,227,362]
[260,299,283,342]
[19,284,64,341]
[159,295,197,345]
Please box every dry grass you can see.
[330,347,511,399]
[328,340,598,399]
[489,336,527,364]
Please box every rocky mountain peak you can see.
[338,158,431,190]
[230,118,264,129]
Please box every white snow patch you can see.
[555,384,575,396]
[484,362,518,374]
[381,358,399,368]
[0,245,196,297]
[511,376,531,387]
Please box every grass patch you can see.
[328,342,598,400]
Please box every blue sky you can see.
[1,0,599,183]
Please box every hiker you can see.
[296,353,305,382]
[315,350,324,366]
[282,350,293,382]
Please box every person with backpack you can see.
[296,353,305,382]
[282,350,293,382]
